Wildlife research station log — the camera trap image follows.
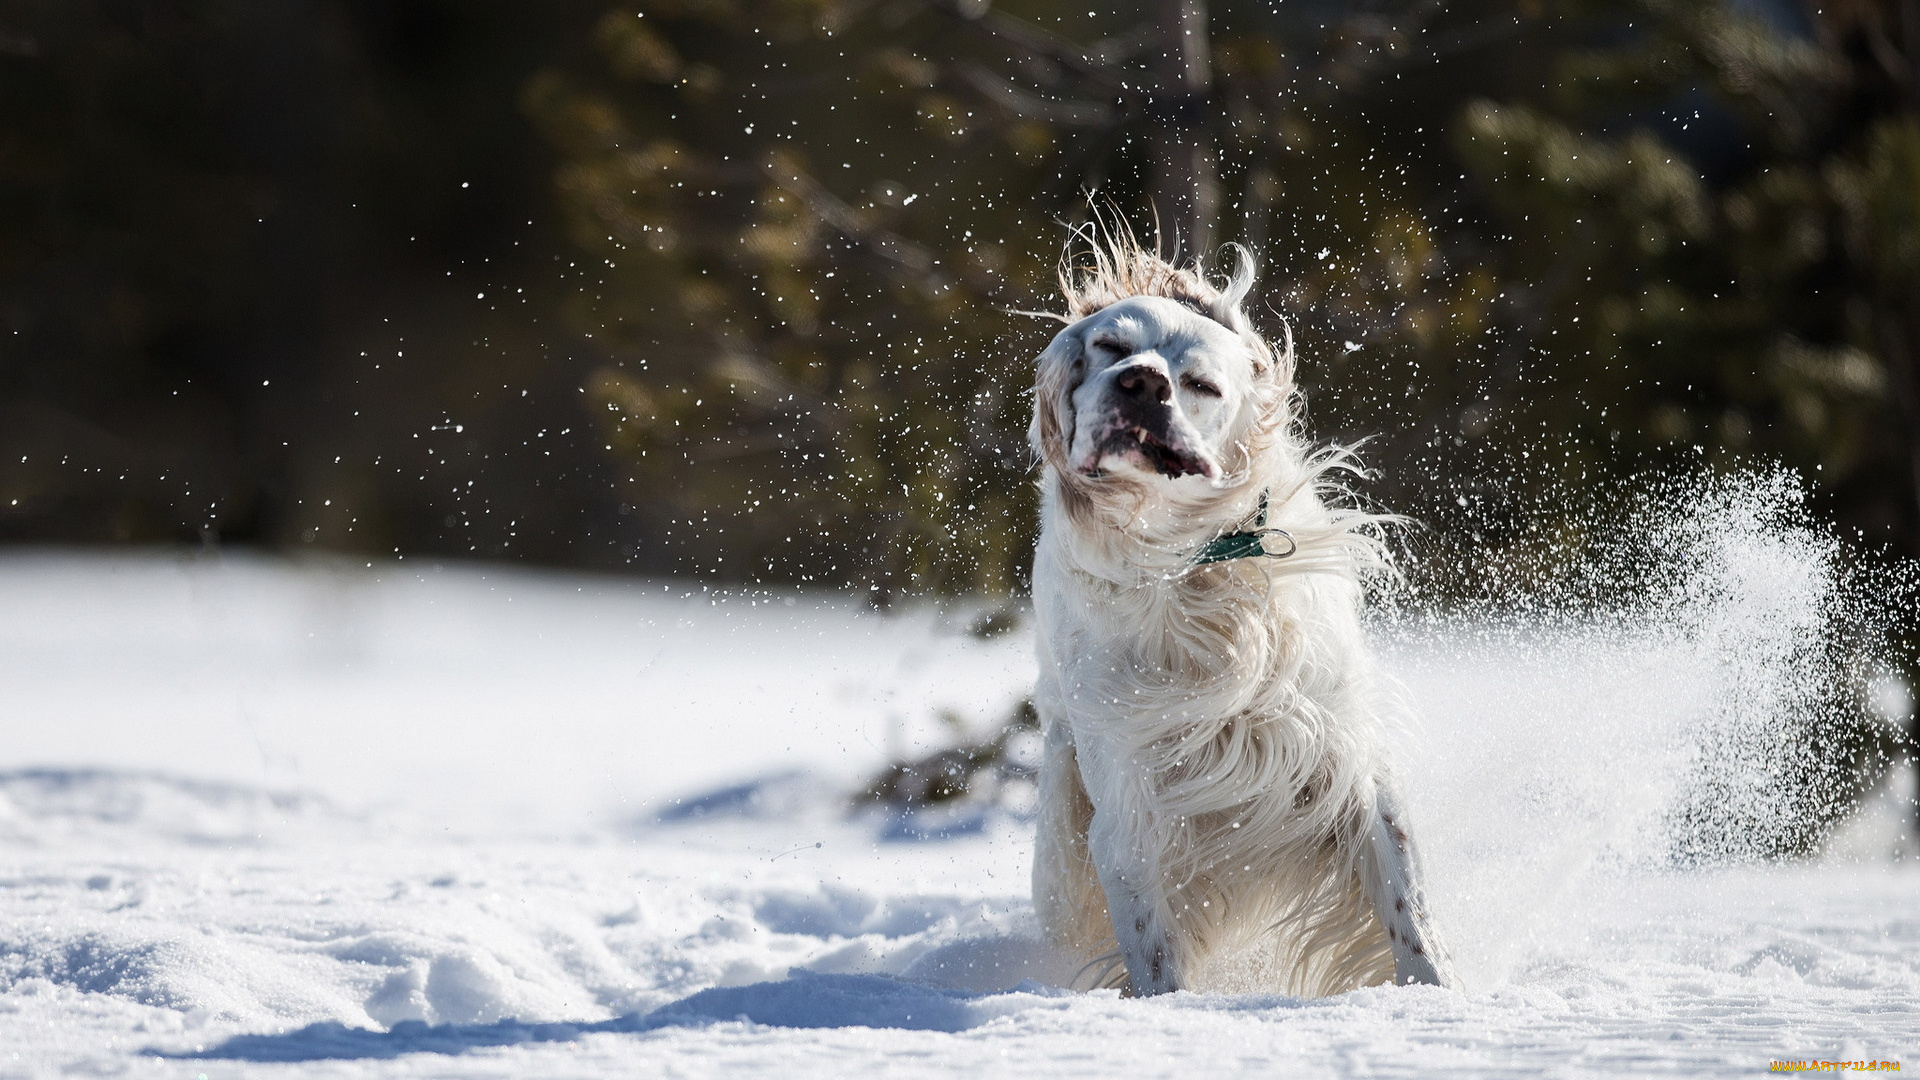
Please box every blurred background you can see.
[3,0,1919,833]
[8,0,1920,587]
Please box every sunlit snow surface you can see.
[2,542,1917,1078]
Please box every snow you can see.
[1,547,1917,1078]
[0,550,1029,832]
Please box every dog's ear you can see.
[1198,244,1289,388]
[1028,327,1083,469]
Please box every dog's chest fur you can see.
[1028,497,1400,994]
[1032,525,1378,795]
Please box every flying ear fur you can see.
[1028,328,1082,472]
[1053,220,1281,381]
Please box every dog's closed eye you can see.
[1087,338,1127,360]
[1182,375,1223,398]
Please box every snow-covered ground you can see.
[2,545,1917,1078]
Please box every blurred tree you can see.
[0,0,656,566]
[526,0,1551,597]
[9,0,1920,612]
[1425,0,1920,571]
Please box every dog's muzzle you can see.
[1082,360,1219,480]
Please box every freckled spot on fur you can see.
[1386,927,1397,941]
[1394,897,1405,912]
[1135,918,1147,933]
[1411,943,1425,955]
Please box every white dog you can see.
[1026,231,1454,997]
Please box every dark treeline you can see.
[0,0,645,566]
[6,0,1920,599]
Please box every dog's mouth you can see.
[1083,419,1219,481]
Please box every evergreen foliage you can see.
[6,1,1920,602]
[1440,0,1920,571]
[524,0,1554,595]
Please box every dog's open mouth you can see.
[1087,422,1219,480]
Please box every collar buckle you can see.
[1191,525,1296,565]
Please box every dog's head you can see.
[1029,236,1291,503]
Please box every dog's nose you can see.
[1114,363,1172,405]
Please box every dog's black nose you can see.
[1114,364,1172,405]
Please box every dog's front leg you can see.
[1359,785,1456,988]
[1085,806,1182,996]
[1032,720,1115,961]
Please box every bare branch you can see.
[954,61,1116,126]
[916,0,1132,95]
